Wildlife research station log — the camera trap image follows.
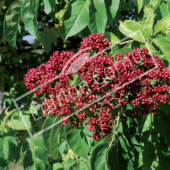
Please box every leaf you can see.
[76,161,90,170]
[149,0,160,11]
[142,4,154,39]
[7,115,31,130]
[21,0,39,39]
[90,142,108,170]
[158,113,170,146]
[93,0,107,33]
[66,123,89,159]
[49,115,61,160]
[64,0,90,39]
[109,0,120,19]
[142,114,152,133]
[69,74,80,86]
[152,35,170,57]
[160,1,169,18]
[116,48,131,56]
[168,0,170,14]
[119,20,145,43]
[35,158,46,170]
[43,0,57,20]
[29,0,39,19]
[0,16,3,42]
[104,32,120,45]
[42,117,56,151]
[3,138,9,160]
[88,0,97,33]
[105,137,127,170]
[153,15,170,34]
[40,28,57,53]
[3,1,21,47]
[135,0,143,13]
[143,136,155,170]
[88,0,107,33]
[63,159,76,169]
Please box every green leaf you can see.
[49,115,61,160]
[66,123,89,159]
[0,16,3,42]
[69,74,80,86]
[7,115,31,130]
[3,138,9,160]
[149,0,160,11]
[43,0,57,20]
[168,0,170,14]
[160,1,169,18]
[3,1,21,47]
[76,161,90,170]
[90,142,108,170]
[29,0,39,19]
[143,136,155,170]
[35,158,46,170]
[135,0,143,13]
[105,137,127,170]
[88,0,97,33]
[109,0,120,19]
[64,0,90,39]
[142,114,152,133]
[40,28,57,53]
[158,113,170,146]
[119,20,145,43]
[63,159,76,169]
[142,4,154,39]
[153,15,170,34]
[104,31,119,45]
[42,118,56,151]
[116,48,131,56]
[53,163,64,170]
[93,0,107,33]
[152,35,170,57]
[88,0,107,33]
[21,0,39,39]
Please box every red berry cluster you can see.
[24,33,170,140]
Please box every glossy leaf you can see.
[49,115,61,160]
[90,142,108,170]
[105,137,127,170]
[29,0,39,19]
[21,0,39,39]
[142,4,154,39]
[153,15,170,34]
[42,117,56,151]
[109,0,120,19]
[104,32,120,45]
[66,123,89,159]
[135,0,143,13]
[64,0,90,39]
[43,0,57,20]
[160,2,169,17]
[4,1,21,47]
[152,35,170,57]
[142,114,152,132]
[40,28,57,53]
[88,0,107,33]
[116,48,131,56]
[119,20,145,43]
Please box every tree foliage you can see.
[1,0,170,169]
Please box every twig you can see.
[109,111,120,147]
[119,40,134,45]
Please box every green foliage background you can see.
[1,0,170,169]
